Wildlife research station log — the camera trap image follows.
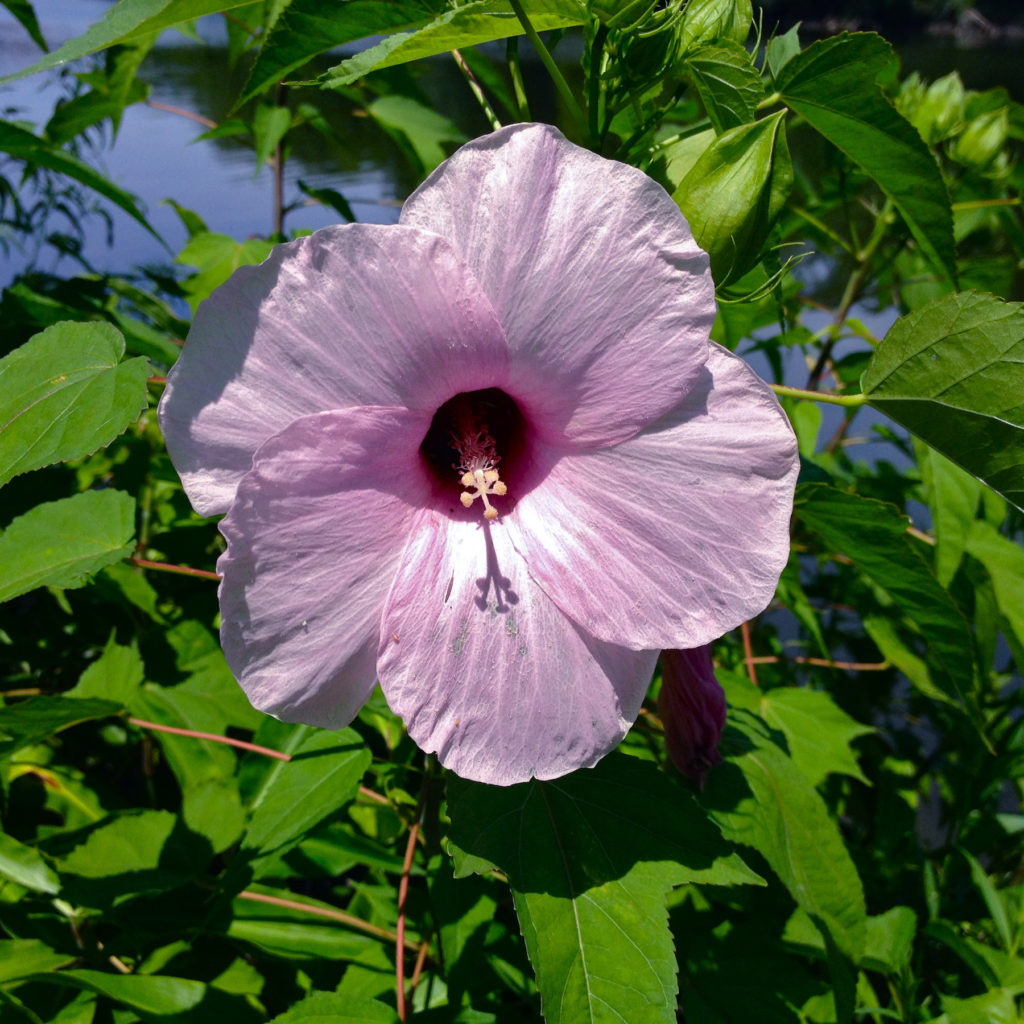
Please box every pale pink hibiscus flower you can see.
[158,123,798,786]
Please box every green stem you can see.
[587,23,609,147]
[507,0,586,137]
[451,49,502,131]
[506,37,531,120]
[771,384,868,408]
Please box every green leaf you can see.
[765,22,800,78]
[242,727,371,863]
[0,321,149,486]
[795,483,975,704]
[252,102,292,173]
[0,120,161,241]
[448,753,760,1024]
[268,992,399,1022]
[678,0,752,51]
[862,290,1024,514]
[0,0,260,83]
[45,74,150,145]
[686,42,763,133]
[703,713,867,960]
[673,111,792,286]
[178,232,275,311]
[964,520,1024,652]
[35,969,262,1023]
[0,940,74,984]
[366,95,467,174]
[1,0,47,51]
[776,33,956,284]
[0,831,60,894]
[0,490,136,604]
[315,0,586,90]
[240,0,439,106]
[917,444,985,587]
[67,633,145,706]
[0,696,121,758]
[929,988,1019,1024]
[723,673,873,786]
[229,887,384,963]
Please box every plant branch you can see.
[130,557,221,581]
[396,821,421,1022]
[451,49,502,131]
[770,384,868,407]
[507,0,586,137]
[127,717,292,761]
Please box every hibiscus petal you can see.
[400,123,715,449]
[508,344,799,649]
[378,513,657,785]
[159,223,510,516]
[218,406,433,728]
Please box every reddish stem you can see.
[146,100,217,129]
[236,889,418,947]
[127,717,292,761]
[396,821,421,1022]
[130,557,221,581]
[749,655,890,671]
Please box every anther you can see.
[460,466,508,520]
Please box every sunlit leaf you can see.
[448,753,760,1024]
[240,0,440,106]
[242,727,371,864]
[315,0,586,90]
[268,991,399,1022]
[776,33,956,284]
[863,290,1024,513]
[0,490,136,604]
[0,831,60,894]
[0,322,149,486]
[674,111,792,286]
[0,0,259,83]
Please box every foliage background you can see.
[1,2,1024,1022]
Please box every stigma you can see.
[460,466,508,520]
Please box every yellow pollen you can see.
[460,466,508,520]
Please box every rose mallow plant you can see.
[158,123,799,785]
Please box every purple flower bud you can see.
[658,646,727,787]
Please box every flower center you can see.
[420,388,523,520]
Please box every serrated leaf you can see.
[0,831,61,893]
[776,33,956,284]
[240,0,437,106]
[795,483,975,704]
[0,0,259,83]
[863,291,1024,513]
[268,991,399,1022]
[242,727,371,863]
[448,753,760,1024]
[0,321,150,485]
[315,0,585,90]
[686,41,763,133]
[0,120,160,240]
[0,490,136,604]
[0,695,121,758]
